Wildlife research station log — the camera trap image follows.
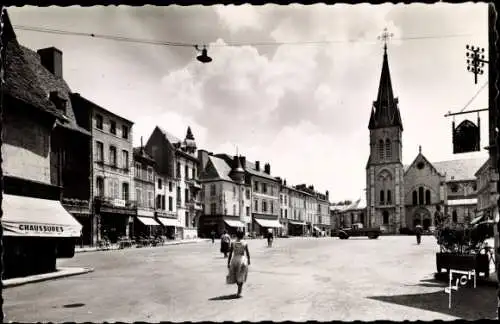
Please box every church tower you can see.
[366,30,405,233]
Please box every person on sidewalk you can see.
[211,230,216,244]
[267,228,274,248]
[220,230,231,258]
[415,224,423,245]
[227,230,251,297]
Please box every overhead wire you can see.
[13,24,476,48]
[459,80,488,113]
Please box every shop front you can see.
[254,217,282,236]
[156,211,178,240]
[97,197,137,244]
[288,220,306,236]
[2,193,82,279]
[134,209,161,238]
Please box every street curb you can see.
[2,267,94,288]
[75,239,210,253]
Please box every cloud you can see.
[214,5,264,33]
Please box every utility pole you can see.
[466,44,488,85]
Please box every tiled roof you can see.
[157,126,182,145]
[133,147,155,162]
[245,161,278,181]
[432,157,487,181]
[199,156,233,182]
[345,194,367,211]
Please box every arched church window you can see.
[425,190,431,205]
[412,190,418,205]
[379,190,385,205]
[387,190,392,204]
[385,139,392,159]
[418,187,424,205]
[378,140,385,160]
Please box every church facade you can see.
[365,44,487,234]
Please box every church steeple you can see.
[368,30,403,131]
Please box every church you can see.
[364,39,487,234]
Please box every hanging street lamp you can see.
[195,45,212,64]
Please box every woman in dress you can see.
[220,230,231,258]
[227,230,251,297]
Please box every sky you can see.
[8,4,490,202]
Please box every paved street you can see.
[3,236,497,322]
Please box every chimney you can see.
[141,136,144,149]
[264,163,271,174]
[284,179,287,186]
[239,156,246,169]
[255,161,260,171]
[37,47,63,78]
[326,190,329,200]
[232,155,239,169]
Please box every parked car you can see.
[336,223,381,240]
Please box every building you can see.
[71,93,136,244]
[145,126,202,240]
[198,152,251,236]
[365,40,487,233]
[2,11,82,279]
[213,154,282,236]
[337,194,368,228]
[475,157,499,221]
[287,185,308,236]
[278,178,290,236]
[315,191,331,236]
[154,166,178,239]
[133,143,161,238]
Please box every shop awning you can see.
[289,220,306,226]
[224,219,245,228]
[447,198,477,206]
[137,216,160,226]
[157,217,178,227]
[313,226,322,232]
[2,194,82,238]
[254,218,282,228]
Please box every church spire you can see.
[368,28,403,131]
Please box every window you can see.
[387,190,392,204]
[192,167,196,179]
[280,195,283,204]
[95,114,103,129]
[161,195,165,210]
[110,120,116,135]
[450,184,459,193]
[281,209,283,217]
[158,178,163,190]
[109,146,117,166]
[285,209,288,218]
[95,141,104,162]
[96,177,104,197]
[177,187,181,204]
[285,196,288,205]
[210,203,216,215]
[254,181,259,191]
[185,212,189,228]
[168,196,173,211]
[412,190,418,205]
[425,190,431,205]
[156,195,161,209]
[246,206,250,216]
[122,125,129,139]
[233,186,236,197]
[148,191,154,208]
[452,210,458,223]
[185,189,189,204]
[185,165,189,179]
[262,183,267,194]
[262,200,267,212]
[246,189,250,199]
[135,162,141,177]
[378,140,385,159]
[383,211,389,224]
[379,190,385,205]
[233,205,237,216]
[122,150,129,169]
[418,187,424,205]
[122,182,129,201]
[385,139,392,159]
[210,184,216,196]
[136,188,141,205]
[111,179,119,198]
[271,201,274,214]
[254,199,258,212]
[176,162,181,178]
[169,181,173,192]
[147,167,154,182]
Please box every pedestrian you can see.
[267,228,274,248]
[415,224,423,245]
[211,230,216,244]
[227,229,251,297]
[220,230,231,258]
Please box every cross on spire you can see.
[378,27,394,52]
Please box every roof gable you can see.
[433,157,487,182]
[404,152,442,177]
[200,156,233,182]
[157,126,182,146]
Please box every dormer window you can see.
[49,91,67,114]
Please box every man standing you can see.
[220,230,231,258]
[210,230,216,244]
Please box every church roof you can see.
[368,46,403,131]
[404,156,487,182]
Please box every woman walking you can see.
[227,230,251,297]
[220,230,231,258]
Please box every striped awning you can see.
[254,218,282,228]
[224,219,245,228]
[289,220,306,226]
[447,198,477,206]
